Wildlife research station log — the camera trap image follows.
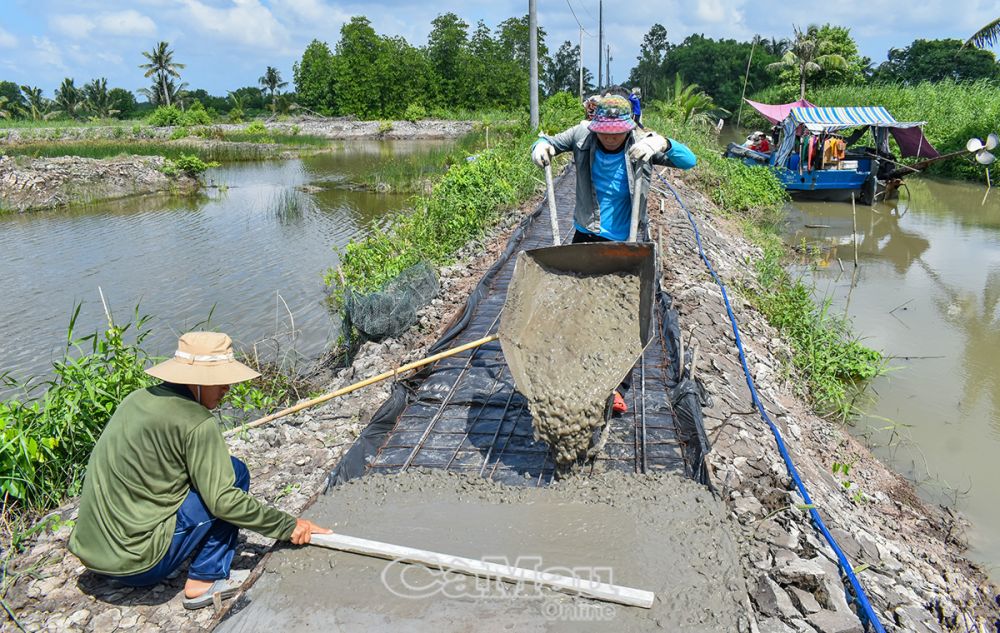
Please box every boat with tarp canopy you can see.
[726,101,941,203]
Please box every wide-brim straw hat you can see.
[146,332,260,386]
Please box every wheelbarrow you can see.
[499,162,657,466]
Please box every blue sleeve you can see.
[629,95,641,116]
[655,139,696,170]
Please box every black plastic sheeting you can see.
[326,166,712,490]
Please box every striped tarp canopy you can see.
[789,106,926,131]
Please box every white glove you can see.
[531,141,556,167]
[628,133,669,162]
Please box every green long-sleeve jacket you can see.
[68,383,296,576]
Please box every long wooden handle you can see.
[224,334,499,437]
[309,532,655,608]
[544,163,561,246]
[628,159,646,243]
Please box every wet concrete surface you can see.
[217,470,748,632]
[501,258,643,466]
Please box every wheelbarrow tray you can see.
[499,242,657,405]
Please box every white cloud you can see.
[99,10,157,37]
[50,10,155,39]
[0,24,17,48]
[50,14,97,39]
[31,36,65,70]
[182,0,290,50]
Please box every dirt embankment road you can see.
[0,117,477,146]
[0,155,198,213]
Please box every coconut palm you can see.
[19,85,53,121]
[83,78,119,119]
[661,73,729,127]
[964,17,1000,48]
[766,26,848,100]
[138,77,188,108]
[0,95,14,119]
[53,78,83,119]
[258,66,288,114]
[139,41,185,107]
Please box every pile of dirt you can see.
[0,155,196,213]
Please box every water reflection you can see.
[783,176,1000,580]
[0,140,452,383]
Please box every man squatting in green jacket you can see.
[530,94,696,413]
[69,331,331,610]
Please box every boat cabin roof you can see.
[789,106,926,132]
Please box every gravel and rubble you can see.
[0,155,197,213]
[2,167,999,633]
[647,176,999,633]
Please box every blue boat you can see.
[725,102,940,204]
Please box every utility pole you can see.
[606,45,611,88]
[578,27,584,99]
[597,0,602,91]
[529,0,539,129]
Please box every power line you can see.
[564,0,593,37]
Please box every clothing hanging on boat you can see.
[822,138,846,168]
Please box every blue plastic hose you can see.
[655,172,886,633]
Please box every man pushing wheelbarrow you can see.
[500,95,696,468]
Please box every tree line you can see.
[292,13,590,118]
[627,23,1000,113]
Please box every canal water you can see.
[782,177,1000,580]
[0,139,455,384]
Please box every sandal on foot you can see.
[182,569,251,610]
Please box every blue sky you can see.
[0,0,996,98]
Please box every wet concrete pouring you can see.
[503,264,642,467]
[6,164,997,632]
[217,168,738,631]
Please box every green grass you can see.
[325,97,575,297]
[749,79,1000,180]
[359,128,498,193]
[0,117,146,130]
[2,139,281,162]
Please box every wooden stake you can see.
[309,532,655,609]
[225,334,499,437]
[851,193,859,268]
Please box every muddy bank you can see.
[0,155,197,213]
[648,176,999,632]
[217,469,747,633]
[501,262,642,466]
[0,117,476,146]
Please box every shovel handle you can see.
[628,159,646,243]
[544,163,561,246]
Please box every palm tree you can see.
[258,66,288,114]
[661,73,729,127]
[19,85,53,121]
[766,26,848,100]
[762,37,790,57]
[964,17,1000,48]
[54,78,83,119]
[0,95,15,119]
[138,77,188,108]
[139,41,185,107]
[83,78,119,119]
